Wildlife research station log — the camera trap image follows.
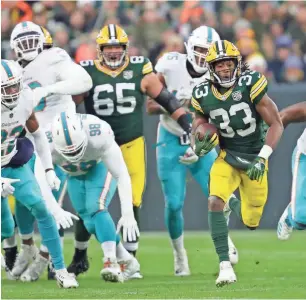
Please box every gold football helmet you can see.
[206,40,242,88]
[40,26,53,49]
[96,24,129,69]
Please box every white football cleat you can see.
[11,244,38,279]
[119,256,140,280]
[55,268,79,288]
[128,271,143,279]
[216,261,237,287]
[277,204,293,240]
[100,258,124,283]
[228,236,239,265]
[20,254,49,282]
[174,249,190,276]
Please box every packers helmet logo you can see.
[96,24,129,47]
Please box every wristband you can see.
[258,145,273,160]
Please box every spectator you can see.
[156,34,184,62]
[283,55,305,83]
[268,35,293,83]
[218,7,239,41]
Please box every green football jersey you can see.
[81,56,153,145]
[191,70,268,168]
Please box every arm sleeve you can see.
[102,142,134,216]
[31,127,53,170]
[191,85,205,115]
[45,59,93,96]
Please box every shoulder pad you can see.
[43,47,72,65]
[155,52,184,73]
[79,59,95,68]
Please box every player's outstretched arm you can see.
[102,141,139,242]
[280,101,306,127]
[141,72,191,134]
[26,112,60,191]
[146,73,168,115]
[256,94,284,153]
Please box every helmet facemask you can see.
[1,76,23,110]
[209,58,241,88]
[12,32,43,62]
[98,44,127,70]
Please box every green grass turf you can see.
[2,231,306,299]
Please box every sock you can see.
[208,211,229,262]
[101,241,116,260]
[93,210,116,244]
[32,201,65,270]
[74,218,91,244]
[228,196,243,222]
[3,233,17,249]
[116,242,132,262]
[171,234,185,255]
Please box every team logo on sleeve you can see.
[232,91,242,101]
[123,70,133,80]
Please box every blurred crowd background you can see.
[2,0,306,84]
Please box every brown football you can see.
[194,123,219,142]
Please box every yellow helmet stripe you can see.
[108,24,117,39]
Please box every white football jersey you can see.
[155,52,210,136]
[23,47,76,132]
[297,128,306,155]
[1,86,35,165]
[52,114,114,176]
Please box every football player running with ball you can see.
[72,24,193,279]
[147,26,239,276]
[277,101,306,239]
[191,40,283,286]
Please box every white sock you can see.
[171,235,185,254]
[101,241,116,260]
[74,240,88,250]
[3,233,17,249]
[20,232,34,241]
[116,242,132,262]
[60,237,64,249]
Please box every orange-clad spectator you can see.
[2,1,33,24]
[74,43,96,64]
[180,0,204,24]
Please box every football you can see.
[194,123,219,142]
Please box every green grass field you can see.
[2,231,306,299]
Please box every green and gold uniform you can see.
[191,70,268,227]
[81,56,153,208]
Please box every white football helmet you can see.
[10,21,45,62]
[185,26,220,74]
[1,59,23,110]
[52,112,88,163]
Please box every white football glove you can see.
[179,147,199,165]
[52,208,79,230]
[1,178,20,198]
[46,169,61,191]
[117,213,140,242]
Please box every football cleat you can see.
[100,258,123,283]
[216,261,237,287]
[277,203,293,240]
[119,256,140,280]
[228,236,239,265]
[174,249,190,276]
[128,271,143,279]
[11,244,38,279]
[20,254,49,282]
[55,268,79,288]
[67,249,89,276]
